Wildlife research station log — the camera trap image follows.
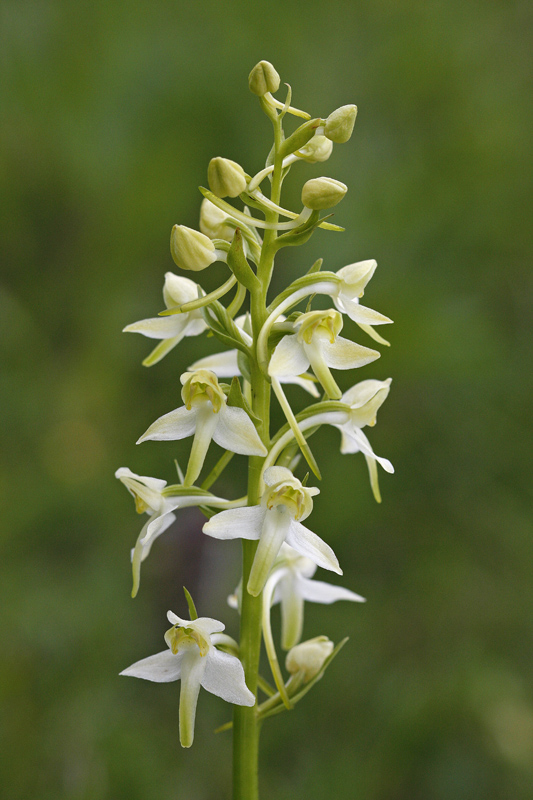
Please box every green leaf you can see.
[279,118,320,159]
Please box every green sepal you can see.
[279,119,320,159]
[227,377,261,426]
[227,228,260,291]
[183,586,198,620]
[258,637,349,721]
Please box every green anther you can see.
[181,369,225,413]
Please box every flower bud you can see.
[170,225,217,271]
[208,157,247,199]
[301,177,347,210]
[296,135,333,164]
[286,636,334,682]
[325,104,357,144]
[248,60,280,96]
[199,198,234,242]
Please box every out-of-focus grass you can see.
[1,1,532,798]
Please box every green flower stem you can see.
[233,112,283,800]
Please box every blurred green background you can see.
[2,1,532,798]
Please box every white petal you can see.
[343,427,394,473]
[201,648,255,706]
[120,649,183,682]
[268,335,310,378]
[286,520,342,574]
[123,314,189,340]
[263,466,295,487]
[341,379,391,408]
[137,406,197,444]
[189,350,240,377]
[203,505,266,540]
[321,336,380,370]
[335,297,392,326]
[356,322,391,346]
[163,272,201,307]
[248,508,292,596]
[212,405,267,456]
[296,575,365,603]
[336,260,377,296]
[141,509,178,548]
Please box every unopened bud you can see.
[296,135,333,164]
[248,60,280,96]
[208,157,247,199]
[301,177,347,210]
[286,636,334,682]
[199,198,234,242]
[170,225,217,271]
[325,104,357,144]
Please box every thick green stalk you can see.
[233,114,283,800]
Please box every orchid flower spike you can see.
[203,466,341,597]
[189,315,320,397]
[120,610,254,748]
[269,309,380,400]
[116,468,230,597]
[265,543,365,650]
[137,369,267,486]
[123,272,208,367]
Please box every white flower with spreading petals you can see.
[266,544,365,650]
[123,272,208,366]
[137,369,267,486]
[189,315,320,397]
[268,309,380,400]
[204,466,341,597]
[120,611,254,748]
[116,467,229,597]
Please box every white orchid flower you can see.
[268,309,380,401]
[116,467,230,597]
[123,272,208,366]
[203,466,341,597]
[263,378,393,502]
[137,369,267,486]
[120,611,254,748]
[265,544,365,650]
[257,261,392,374]
[189,315,320,397]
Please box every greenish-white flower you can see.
[137,369,267,486]
[203,466,341,597]
[116,467,229,596]
[123,272,208,366]
[268,309,380,400]
[120,611,254,748]
[199,198,236,242]
[265,544,365,650]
